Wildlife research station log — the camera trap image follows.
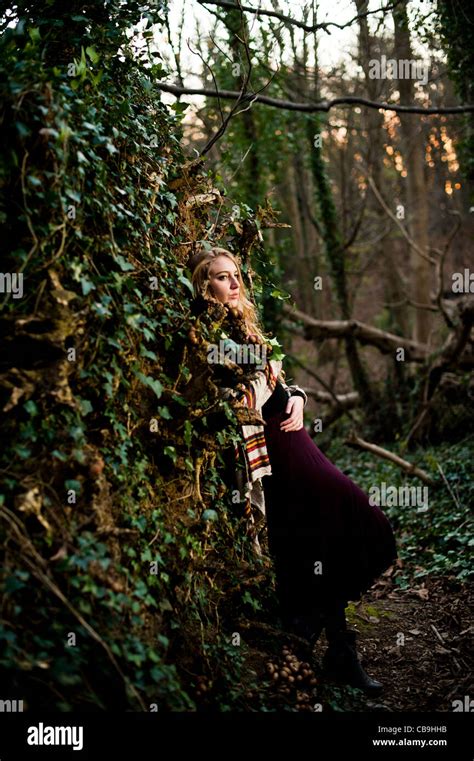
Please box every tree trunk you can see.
[393,1,433,344]
[223,9,261,210]
[355,0,410,338]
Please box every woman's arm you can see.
[277,369,308,407]
[275,370,306,432]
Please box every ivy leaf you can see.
[202,509,218,522]
[178,273,194,295]
[270,288,290,300]
[64,479,82,493]
[52,450,67,462]
[15,446,31,459]
[80,277,96,295]
[267,337,285,361]
[170,102,190,115]
[15,121,30,138]
[28,27,41,42]
[65,188,81,203]
[23,400,38,416]
[78,398,93,415]
[85,46,100,63]
[114,254,135,271]
[136,372,163,399]
[139,346,158,360]
[164,446,176,464]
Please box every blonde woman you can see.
[188,246,397,694]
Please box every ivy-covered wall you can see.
[0,2,277,710]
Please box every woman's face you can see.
[207,255,240,306]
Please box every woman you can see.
[188,246,398,695]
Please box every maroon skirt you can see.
[261,410,398,617]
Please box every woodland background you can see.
[0,0,472,712]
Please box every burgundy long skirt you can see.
[261,409,398,618]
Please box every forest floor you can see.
[238,572,473,713]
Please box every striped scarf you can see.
[231,356,285,554]
[233,356,282,482]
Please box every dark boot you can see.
[322,629,383,694]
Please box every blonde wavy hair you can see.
[188,246,270,345]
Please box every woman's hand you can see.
[280,395,305,432]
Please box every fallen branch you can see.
[344,433,436,486]
[305,388,360,406]
[283,303,429,362]
[306,388,360,428]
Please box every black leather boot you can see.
[322,629,383,694]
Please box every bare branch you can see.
[381,296,439,312]
[344,433,436,485]
[193,1,280,156]
[367,175,437,265]
[157,82,474,115]
[434,211,462,329]
[187,38,226,128]
[197,0,404,34]
[283,303,429,362]
[163,0,185,87]
[306,387,360,427]
[306,389,360,406]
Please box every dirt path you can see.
[239,575,473,712]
